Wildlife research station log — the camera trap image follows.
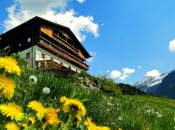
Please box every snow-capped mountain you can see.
[134,73,168,92]
[134,68,175,98]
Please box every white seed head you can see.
[42,87,50,94]
[29,75,38,83]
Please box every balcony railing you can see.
[37,39,89,70]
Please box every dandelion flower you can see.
[42,87,50,94]
[118,116,123,121]
[29,75,37,83]
[6,122,20,130]
[75,115,82,128]
[96,126,111,130]
[0,73,16,99]
[0,56,21,76]
[21,123,28,129]
[45,107,58,125]
[28,117,35,124]
[62,98,86,116]
[60,96,69,104]
[84,117,111,130]
[0,103,24,121]
[84,117,96,129]
[27,100,46,120]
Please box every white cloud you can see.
[110,70,121,79]
[169,39,175,52]
[119,68,135,80]
[110,68,135,80]
[77,0,86,4]
[146,70,161,77]
[3,0,99,42]
[122,68,135,74]
[87,51,96,62]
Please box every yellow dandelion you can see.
[27,100,46,120]
[45,107,58,125]
[28,117,35,124]
[84,117,96,130]
[60,96,69,104]
[0,56,21,76]
[62,98,86,116]
[6,122,20,130]
[75,115,82,128]
[21,123,28,129]
[0,103,24,121]
[0,73,16,99]
[96,126,111,130]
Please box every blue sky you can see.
[1,0,175,85]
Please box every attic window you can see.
[28,38,31,42]
[41,53,45,59]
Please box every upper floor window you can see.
[41,53,45,59]
[26,53,30,59]
[18,43,21,47]
[28,37,31,42]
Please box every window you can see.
[41,53,45,59]
[26,53,30,59]
[18,43,21,47]
[28,38,31,42]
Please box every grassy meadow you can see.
[0,54,175,130]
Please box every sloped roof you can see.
[1,16,90,58]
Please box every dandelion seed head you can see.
[42,87,50,94]
[29,75,37,83]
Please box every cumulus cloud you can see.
[77,0,86,4]
[3,0,99,42]
[110,68,135,80]
[87,51,96,62]
[110,70,121,79]
[146,70,161,77]
[169,39,175,52]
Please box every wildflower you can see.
[118,116,123,121]
[75,115,82,127]
[0,73,16,99]
[42,87,50,94]
[146,110,151,113]
[96,126,111,130]
[6,122,20,130]
[0,103,24,121]
[157,114,162,118]
[84,117,111,130]
[119,128,122,130]
[21,123,28,129]
[29,75,37,83]
[45,107,58,125]
[84,117,96,129]
[27,100,46,120]
[60,96,69,104]
[0,56,21,76]
[62,98,86,117]
[28,117,35,124]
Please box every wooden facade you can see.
[0,16,90,76]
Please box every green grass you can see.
[1,64,175,130]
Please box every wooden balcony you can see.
[37,39,89,70]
